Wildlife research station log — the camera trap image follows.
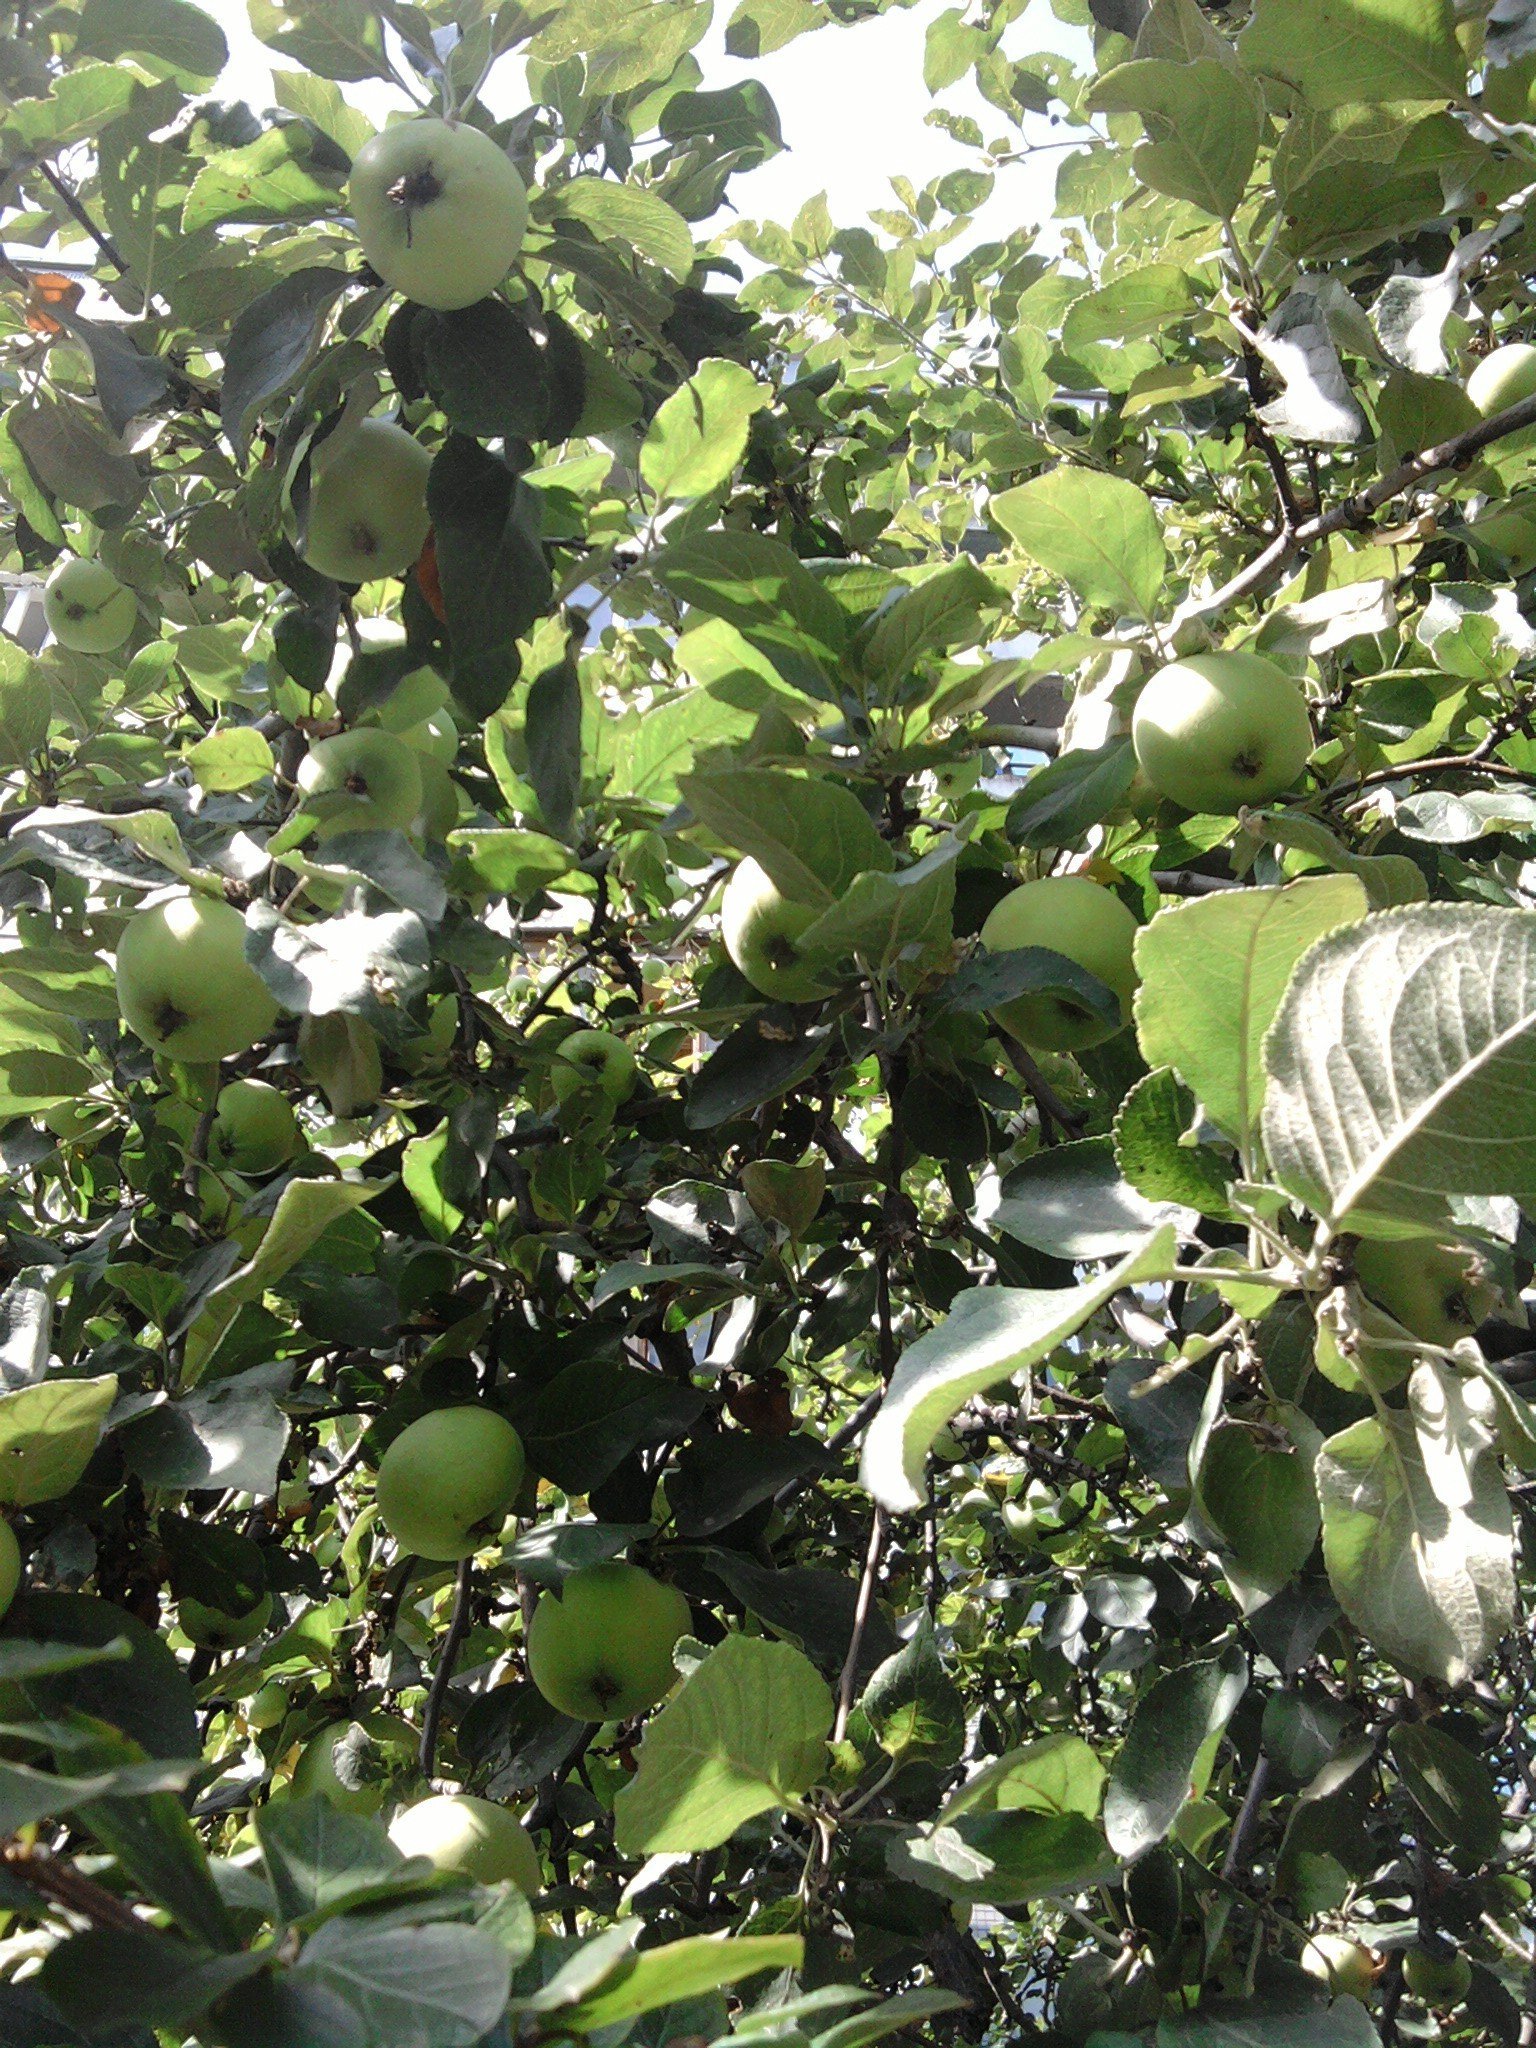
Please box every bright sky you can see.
[207,0,1088,249]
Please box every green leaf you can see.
[652,532,847,693]
[640,360,771,504]
[1159,2000,1382,2046]
[220,268,349,465]
[992,1138,1189,1260]
[0,1375,117,1506]
[1007,741,1138,850]
[944,1733,1106,1821]
[1263,903,1536,1233]
[542,181,692,280]
[427,436,550,721]
[1238,0,1466,106]
[182,1179,379,1385]
[247,0,390,80]
[811,1989,969,2048]
[858,560,998,684]
[1087,60,1262,216]
[860,1227,1177,1512]
[1103,1646,1247,1860]
[891,1811,1114,1903]
[420,301,549,443]
[182,127,339,234]
[797,839,957,973]
[256,1796,415,1924]
[1193,1418,1321,1592]
[859,1614,965,1766]
[684,1013,837,1129]
[525,639,584,843]
[0,1754,200,1836]
[74,0,227,80]
[446,828,572,900]
[1388,1721,1504,1868]
[1114,1068,1237,1218]
[293,1916,512,2048]
[991,470,1166,620]
[1245,810,1429,909]
[559,1935,805,2032]
[38,1927,262,2037]
[613,1634,832,1853]
[681,768,891,905]
[185,726,273,794]
[1136,876,1369,1158]
[1317,1359,1515,1684]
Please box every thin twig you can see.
[832,1508,888,1743]
[419,1555,475,1783]
[3,1843,145,1932]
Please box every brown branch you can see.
[419,1555,475,1783]
[832,1506,887,1743]
[3,1842,145,1932]
[1187,385,1536,622]
[996,1026,1087,1140]
[28,157,130,276]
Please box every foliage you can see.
[0,0,1534,2042]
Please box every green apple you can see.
[1402,1947,1471,2006]
[1467,495,1536,571]
[44,557,136,654]
[209,1079,300,1176]
[1352,1237,1501,1346]
[550,1028,636,1105]
[1467,341,1536,427]
[1301,1935,1377,2002]
[295,727,424,840]
[349,117,528,312]
[978,875,1139,1051]
[388,1792,541,1893]
[372,664,451,732]
[525,1560,691,1723]
[720,857,836,1003]
[375,1407,525,1560]
[1132,652,1313,814]
[115,894,279,1062]
[302,418,433,585]
[414,755,461,841]
[289,1711,418,1813]
[180,1591,273,1651]
[0,1519,20,1622]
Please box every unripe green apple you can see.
[209,1079,300,1176]
[720,857,835,1002]
[395,707,458,764]
[1132,652,1313,814]
[741,1156,824,1236]
[1353,1237,1500,1346]
[388,1792,541,1893]
[115,894,278,1062]
[375,1407,525,1560]
[348,117,528,312]
[1301,1935,1378,2002]
[525,1560,691,1723]
[1402,1947,1471,2006]
[44,557,136,653]
[0,1520,20,1622]
[549,1028,636,1105]
[371,664,451,731]
[302,418,433,584]
[180,1590,273,1651]
[295,727,424,839]
[289,1711,418,1813]
[414,756,461,841]
[979,875,1139,1051]
[1467,341,1536,427]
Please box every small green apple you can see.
[375,1407,525,1560]
[44,558,136,653]
[371,664,451,731]
[348,116,528,312]
[395,707,459,763]
[1401,1947,1471,2007]
[1468,341,1536,429]
[0,1520,20,1622]
[525,1560,691,1723]
[295,727,424,839]
[180,1591,273,1651]
[302,418,433,585]
[115,895,279,1063]
[289,1711,418,1813]
[720,857,836,1003]
[1352,1237,1501,1346]
[979,875,1139,1051]
[550,1028,636,1105]
[1132,651,1313,814]
[388,1792,541,1893]
[1301,1935,1378,2002]
[413,755,461,841]
[209,1079,300,1176]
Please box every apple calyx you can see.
[154,998,191,1040]
[387,165,446,239]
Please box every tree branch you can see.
[419,1555,475,1783]
[832,1507,887,1743]
[1185,386,1536,622]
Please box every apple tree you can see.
[1,0,1536,2043]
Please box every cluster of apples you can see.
[1302,1933,1473,2013]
